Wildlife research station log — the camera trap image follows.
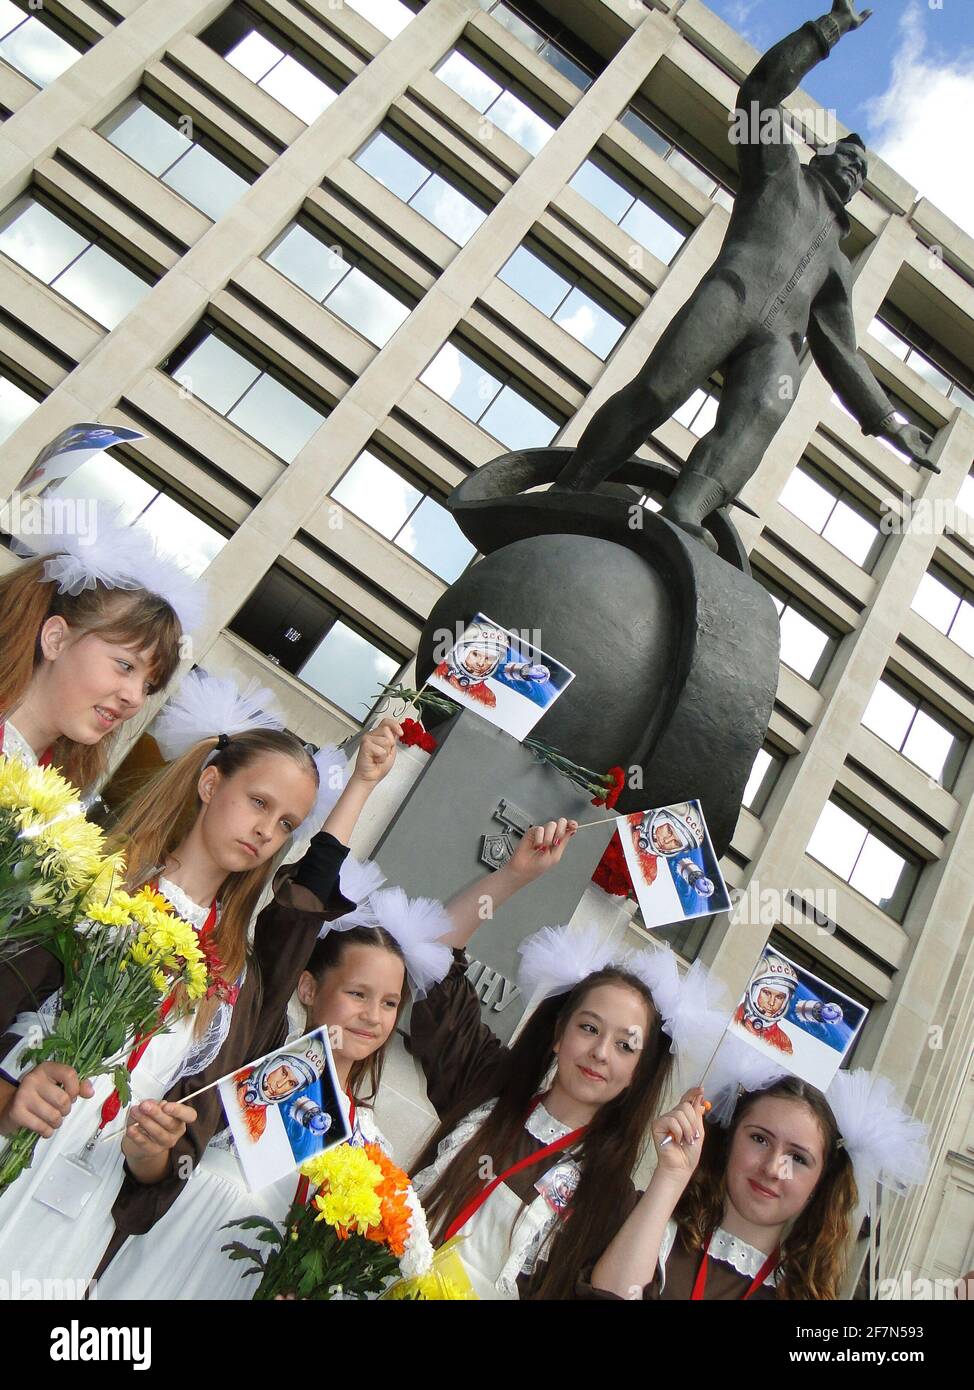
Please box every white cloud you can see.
[866,3,974,236]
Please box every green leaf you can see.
[223,1215,282,1236]
[112,1066,131,1106]
[220,1241,265,1269]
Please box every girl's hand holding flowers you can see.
[352,719,401,785]
[0,1063,95,1139]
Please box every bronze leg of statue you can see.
[661,333,802,545]
[555,273,749,493]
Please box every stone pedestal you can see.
[369,708,615,1043]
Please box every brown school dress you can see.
[577,1220,779,1300]
[408,949,640,1299]
[0,831,352,1277]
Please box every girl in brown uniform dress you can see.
[584,1066,927,1300]
[406,829,712,1299]
[0,672,398,1290]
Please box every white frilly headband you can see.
[331,885,455,1000]
[153,672,355,842]
[516,923,728,1068]
[826,1068,928,1216]
[152,670,285,760]
[12,505,206,634]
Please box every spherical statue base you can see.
[416,449,780,857]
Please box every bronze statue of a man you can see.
[555,1,937,543]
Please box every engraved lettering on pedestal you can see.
[466,959,521,1012]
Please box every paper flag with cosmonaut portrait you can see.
[427,611,575,741]
[616,800,731,930]
[727,945,868,1090]
[17,423,146,497]
[218,1027,351,1192]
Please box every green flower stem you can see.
[0,1127,41,1194]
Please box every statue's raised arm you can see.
[551,2,943,539]
[736,1,872,183]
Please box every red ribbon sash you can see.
[443,1101,587,1243]
[690,1233,779,1301]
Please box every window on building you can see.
[911,567,974,659]
[434,49,556,155]
[497,242,627,359]
[670,388,719,438]
[100,97,251,222]
[861,672,967,789]
[0,368,37,444]
[0,0,81,88]
[957,472,974,518]
[476,0,594,89]
[868,315,974,419]
[761,575,840,686]
[203,8,340,124]
[620,107,734,210]
[742,744,785,817]
[778,461,883,570]
[805,796,921,921]
[43,454,226,580]
[168,330,326,463]
[344,0,414,39]
[330,447,476,583]
[0,197,151,330]
[264,222,411,347]
[228,566,400,719]
[420,341,561,449]
[352,129,488,246]
[568,156,689,265]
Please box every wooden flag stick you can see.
[95,1064,245,1145]
[658,1026,727,1147]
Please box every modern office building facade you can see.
[0,0,972,1294]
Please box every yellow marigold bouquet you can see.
[0,881,212,1192]
[0,754,110,959]
[225,1142,435,1300]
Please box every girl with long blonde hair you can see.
[0,670,399,1293]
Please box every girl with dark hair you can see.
[0,671,398,1293]
[0,518,199,790]
[585,1063,927,1300]
[406,832,699,1300]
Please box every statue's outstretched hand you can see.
[883,421,941,474]
[832,0,873,29]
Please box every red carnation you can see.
[592,765,626,808]
[399,717,437,754]
[592,832,633,898]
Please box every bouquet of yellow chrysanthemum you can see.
[0,754,110,960]
[224,1142,435,1300]
[0,880,213,1192]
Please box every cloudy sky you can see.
[700,0,974,235]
